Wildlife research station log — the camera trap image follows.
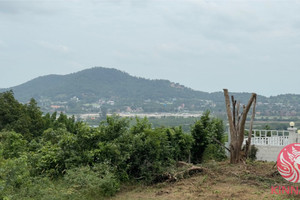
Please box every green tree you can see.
[191,111,226,163]
[0,91,23,131]
[191,111,211,163]
[0,131,28,159]
[166,127,194,162]
[25,98,45,138]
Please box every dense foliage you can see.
[0,91,226,199]
[191,111,226,163]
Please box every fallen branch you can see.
[273,161,277,169]
[167,166,204,182]
[212,136,231,152]
[177,161,192,168]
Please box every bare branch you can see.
[245,95,256,157]
[239,93,257,147]
[223,89,235,141]
[231,96,236,128]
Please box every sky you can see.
[1,0,300,96]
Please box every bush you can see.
[0,155,30,199]
[127,128,176,183]
[191,111,226,163]
[6,177,58,200]
[0,162,120,200]
[202,144,227,162]
[30,142,64,177]
[248,145,258,161]
[63,163,120,198]
[0,131,28,159]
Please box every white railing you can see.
[243,129,290,146]
[250,136,289,146]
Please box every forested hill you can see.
[1,67,300,116]
[0,67,266,102]
[1,67,210,103]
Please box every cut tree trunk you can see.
[223,89,257,164]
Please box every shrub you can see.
[202,144,227,162]
[126,128,176,183]
[0,131,28,159]
[63,163,120,198]
[0,155,30,199]
[248,145,258,161]
[191,111,226,163]
[6,177,58,200]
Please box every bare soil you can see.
[110,160,300,200]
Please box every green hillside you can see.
[4,67,208,103]
[2,67,300,119]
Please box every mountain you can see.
[2,67,221,114]
[3,67,210,102]
[1,67,300,118]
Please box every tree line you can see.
[0,90,226,199]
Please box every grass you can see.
[108,160,300,200]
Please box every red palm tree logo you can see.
[277,143,300,183]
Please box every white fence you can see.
[251,136,289,146]
[244,130,290,146]
[235,128,297,161]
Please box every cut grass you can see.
[109,160,300,200]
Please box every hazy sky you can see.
[1,0,300,96]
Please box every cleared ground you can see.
[110,161,300,200]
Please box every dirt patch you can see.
[110,161,300,200]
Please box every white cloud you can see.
[68,61,85,68]
[158,43,182,52]
[0,0,68,15]
[1,0,300,95]
[37,41,70,53]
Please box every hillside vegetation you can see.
[1,67,300,120]
[2,67,208,102]
[0,91,226,199]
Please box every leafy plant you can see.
[249,145,258,161]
